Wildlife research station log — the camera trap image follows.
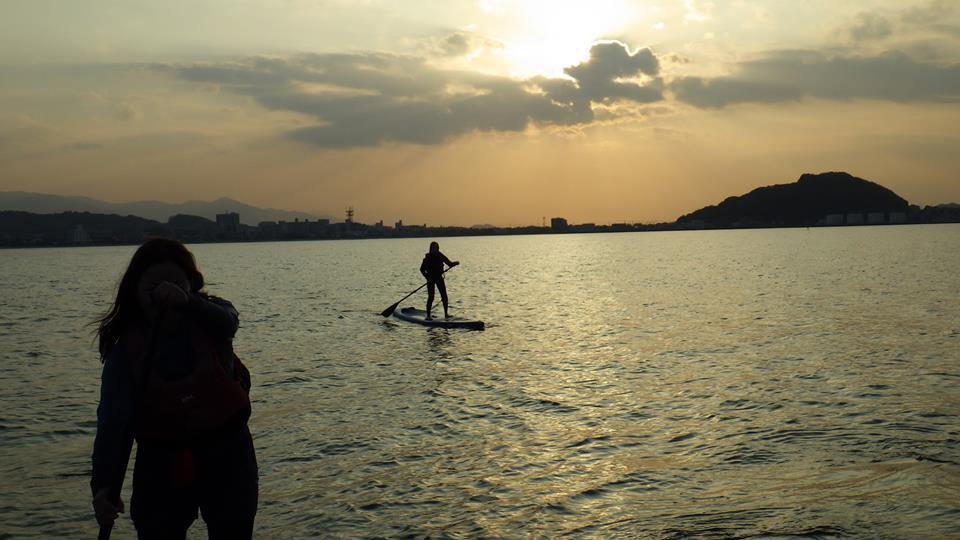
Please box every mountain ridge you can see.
[676,172,911,227]
[0,191,323,225]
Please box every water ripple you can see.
[1,227,959,537]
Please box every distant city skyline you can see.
[2,1,959,226]
[5,171,957,232]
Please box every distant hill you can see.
[0,210,244,246]
[0,192,322,225]
[676,172,909,227]
[0,210,162,244]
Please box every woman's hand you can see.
[151,281,189,309]
[92,487,124,527]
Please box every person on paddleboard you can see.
[420,241,459,319]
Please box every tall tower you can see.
[345,206,354,224]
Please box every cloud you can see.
[563,41,662,103]
[168,41,664,148]
[683,0,713,24]
[82,90,143,121]
[425,31,503,58]
[118,101,141,120]
[902,0,956,25]
[839,1,960,45]
[671,49,960,108]
[407,30,505,60]
[849,12,893,43]
[900,0,960,43]
[441,33,471,57]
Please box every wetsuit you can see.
[420,251,454,316]
[91,296,258,540]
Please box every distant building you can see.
[72,224,91,244]
[889,212,907,224]
[845,213,864,225]
[867,212,885,224]
[307,219,330,237]
[551,217,568,230]
[395,220,403,230]
[824,214,844,226]
[216,212,241,233]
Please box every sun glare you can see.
[498,0,639,78]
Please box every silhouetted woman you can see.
[91,238,257,539]
[420,241,459,319]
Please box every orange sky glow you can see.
[1,0,959,226]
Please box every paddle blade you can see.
[380,301,400,317]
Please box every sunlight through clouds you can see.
[2,0,960,223]
[479,0,642,77]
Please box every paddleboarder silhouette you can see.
[420,241,458,319]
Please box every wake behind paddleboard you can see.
[393,307,485,330]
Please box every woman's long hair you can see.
[95,238,204,360]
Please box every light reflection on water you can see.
[1,225,959,538]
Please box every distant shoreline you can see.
[3,221,957,250]
[4,172,958,248]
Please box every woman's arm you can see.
[90,348,135,503]
[186,295,239,339]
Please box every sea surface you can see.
[1,225,959,539]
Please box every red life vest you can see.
[122,327,250,442]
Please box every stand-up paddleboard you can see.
[393,307,485,330]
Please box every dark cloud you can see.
[901,0,960,42]
[169,41,663,148]
[671,49,960,108]
[441,33,471,57]
[564,42,662,104]
[835,1,960,51]
[418,31,504,58]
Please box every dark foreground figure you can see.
[91,238,257,539]
[420,241,459,319]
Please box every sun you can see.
[493,0,640,78]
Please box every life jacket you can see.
[122,325,251,442]
[420,251,448,280]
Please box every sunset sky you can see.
[2,0,959,226]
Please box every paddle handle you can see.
[97,523,113,540]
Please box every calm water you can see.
[1,226,959,539]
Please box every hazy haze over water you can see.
[1,225,959,538]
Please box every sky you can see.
[1,0,959,226]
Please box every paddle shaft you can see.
[381,266,453,317]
